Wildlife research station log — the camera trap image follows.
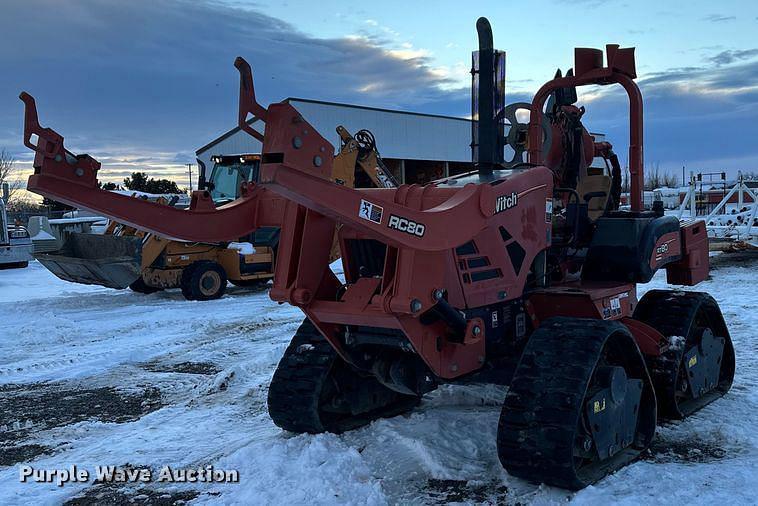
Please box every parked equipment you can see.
[0,195,33,269]
[34,157,276,299]
[21,18,734,489]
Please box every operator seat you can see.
[576,166,612,221]
[543,110,612,221]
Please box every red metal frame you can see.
[20,92,283,241]
[230,49,677,372]
[226,57,556,378]
[665,220,709,285]
[528,45,644,212]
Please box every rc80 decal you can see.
[388,215,426,237]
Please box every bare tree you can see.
[644,163,661,190]
[661,172,679,188]
[0,149,22,202]
[6,192,42,214]
[644,162,679,189]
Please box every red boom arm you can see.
[20,92,281,241]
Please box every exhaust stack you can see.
[471,17,505,175]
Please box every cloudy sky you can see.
[1,0,757,190]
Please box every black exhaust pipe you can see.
[472,17,504,176]
[196,158,207,190]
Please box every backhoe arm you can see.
[336,126,399,189]
[21,92,279,242]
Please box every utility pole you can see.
[187,163,193,192]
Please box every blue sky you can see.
[2,0,757,189]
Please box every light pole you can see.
[187,163,193,192]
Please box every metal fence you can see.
[6,209,70,227]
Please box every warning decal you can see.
[358,199,384,224]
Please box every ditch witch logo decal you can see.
[495,192,518,214]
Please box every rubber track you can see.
[633,289,733,419]
[497,318,652,490]
[267,319,419,434]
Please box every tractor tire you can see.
[129,277,161,294]
[633,290,735,420]
[180,261,227,301]
[267,318,420,434]
[497,317,657,490]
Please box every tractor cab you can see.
[206,154,261,203]
[204,153,280,257]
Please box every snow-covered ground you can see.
[0,258,756,505]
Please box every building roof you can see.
[196,97,470,157]
[196,98,605,164]
[196,118,261,156]
[285,97,470,123]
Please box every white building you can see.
[196,97,606,184]
[196,98,473,185]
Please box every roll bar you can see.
[527,45,644,212]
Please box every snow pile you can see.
[668,335,686,351]
[227,242,256,255]
[197,435,387,506]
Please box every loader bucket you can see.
[35,232,143,289]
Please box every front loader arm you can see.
[20,92,278,242]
